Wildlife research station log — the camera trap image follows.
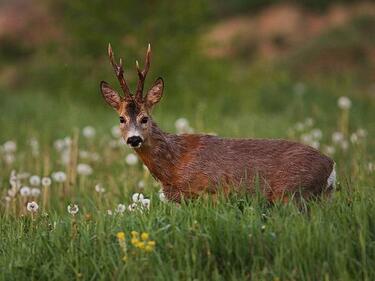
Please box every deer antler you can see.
[135,44,151,101]
[108,43,132,100]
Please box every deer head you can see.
[100,44,164,148]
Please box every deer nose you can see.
[127,136,143,148]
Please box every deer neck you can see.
[134,122,183,184]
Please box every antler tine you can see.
[107,43,132,99]
[135,43,152,101]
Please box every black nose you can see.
[127,136,143,147]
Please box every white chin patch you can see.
[128,142,142,149]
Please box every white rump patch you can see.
[327,164,336,188]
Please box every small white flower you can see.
[67,204,79,215]
[95,184,105,193]
[158,189,167,202]
[295,122,304,132]
[54,139,66,152]
[356,128,367,138]
[31,188,41,197]
[304,118,314,127]
[340,140,349,151]
[323,145,335,156]
[111,125,121,138]
[175,117,189,130]
[261,225,266,231]
[125,153,138,166]
[107,210,113,216]
[138,180,145,189]
[3,140,17,153]
[141,198,151,209]
[115,204,126,214]
[77,163,93,176]
[52,171,67,183]
[128,203,138,212]
[132,193,144,203]
[29,175,41,186]
[310,141,320,149]
[350,133,359,144]
[27,201,39,213]
[4,154,15,165]
[311,129,322,140]
[293,82,305,96]
[301,133,313,144]
[63,137,72,146]
[28,138,39,156]
[8,188,17,197]
[20,186,31,197]
[332,132,344,144]
[82,126,96,138]
[79,150,90,159]
[338,96,351,110]
[41,177,52,187]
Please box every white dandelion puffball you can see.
[115,204,126,214]
[3,140,17,153]
[52,171,67,183]
[337,96,351,110]
[111,125,121,138]
[175,117,189,130]
[31,188,41,197]
[41,177,52,187]
[77,163,93,176]
[132,193,144,203]
[311,129,322,140]
[141,198,151,209]
[125,153,138,166]
[350,133,359,144]
[138,180,145,189]
[20,186,31,197]
[95,184,105,193]
[67,204,79,215]
[27,201,39,213]
[4,154,15,165]
[128,203,137,212]
[356,128,367,138]
[159,189,167,202]
[323,145,335,156]
[82,126,96,138]
[332,132,344,144]
[107,210,113,216]
[29,175,41,186]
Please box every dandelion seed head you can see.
[332,132,344,144]
[141,198,151,210]
[41,177,52,187]
[107,210,113,216]
[27,201,39,213]
[132,193,144,203]
[77,163,93,176]
[29,175,41,186]
[338,96,351,110]
[67,204,79,215]
[137,180,145,189]
[128,203,137,212]
[52,171,67,183]
[158,189,167,202]
[125,153,138,166]
[115,204,126,214]
[3,140,17,153]
[31,187,41,197]
[82,126,96,138]
[95,184,105,193]
[20,186,31,197]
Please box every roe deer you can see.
[100,44,336,203]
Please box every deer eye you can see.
[140,117,149,124]
[119,116,125,123]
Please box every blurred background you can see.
[0,0,374,144]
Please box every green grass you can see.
[1,12,375,279]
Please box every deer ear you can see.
[100,81,122,111]
[145,78,164,109]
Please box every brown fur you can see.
[100,44,335,203]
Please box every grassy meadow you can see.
[1,1,375,280]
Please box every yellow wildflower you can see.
[141,232,149,241]
[116,232,125,241]
[145,245,154,252]
[131,231,139,237]
[131,238,139,245]
[147,240,156,247]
